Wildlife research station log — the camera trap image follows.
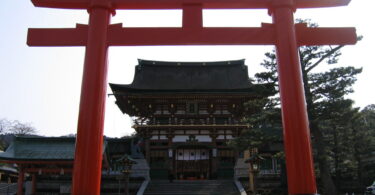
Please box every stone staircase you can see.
[144,180,239,195]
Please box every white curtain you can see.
[175,149,209,160]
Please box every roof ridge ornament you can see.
[136,59,246,66]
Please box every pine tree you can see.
[234,19,364,195]
[352,105,375,187]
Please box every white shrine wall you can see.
[149,129,235,140]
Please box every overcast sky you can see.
[0,0,374,137]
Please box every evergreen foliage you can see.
[231,19,374,194]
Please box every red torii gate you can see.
[27,0,356,194]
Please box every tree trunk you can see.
[354,147,363,188]
[300,62,338,195]
[333,127,341,190]
[310,122,338,195]
[352,126,364,189]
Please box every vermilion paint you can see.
[71,7,111,195]
[17,167,24,195]
[271,0,316,193]
[27,0,357,194]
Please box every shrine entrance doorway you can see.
[175,148,210,180]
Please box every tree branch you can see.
[306,45,344,73]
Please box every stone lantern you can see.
[116,154,137,195]
[245,148,264,195]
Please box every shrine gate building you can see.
[110,59,272,180]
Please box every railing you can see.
[259,169,281,175]
[235,168,281,178]
[133,118,241,126]
[136,179,149,195]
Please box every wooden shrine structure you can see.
[0,136,148,194]
[27,0,357,194]
[110,59,273,180]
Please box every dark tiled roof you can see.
[110,59,255,93]
[0,136,76,161]
[0,136,112,162]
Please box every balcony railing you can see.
[132,118,241,126]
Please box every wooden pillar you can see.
[167,133,174,175]
[270,0,317,193]
[72,6,111,195]
[17,167,24,195]
[248,165,255,195]
[31,174,36,195]
[210,129,218,178]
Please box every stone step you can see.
[144,193,238,195]
[144,180,239,195]
[146,186,235,190]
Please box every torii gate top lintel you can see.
[31,0,351,10]
[28,0,357,47]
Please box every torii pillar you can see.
[27,0,357,194]
[271,0,317,192]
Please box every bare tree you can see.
[8,120,37,135]
[0,118,11,134]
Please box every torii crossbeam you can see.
[27,0,356,194]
